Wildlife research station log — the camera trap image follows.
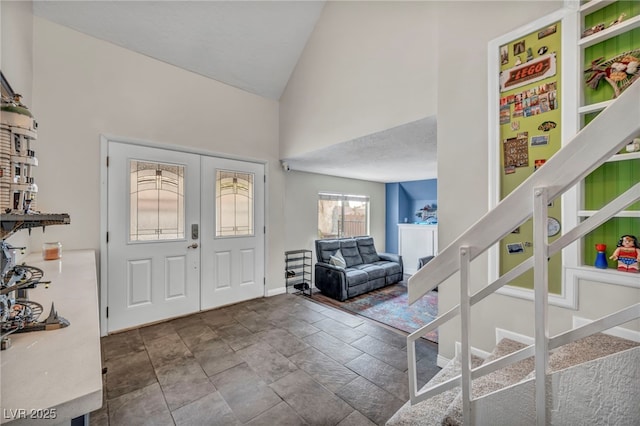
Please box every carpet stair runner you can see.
[387,333,639,425]
[386,353,483,426]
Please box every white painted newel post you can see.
[533,187,550,426]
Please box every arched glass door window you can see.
[130,160,184,241]
[216,170,254,237]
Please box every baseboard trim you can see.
[437,354,451,368]
[495,328,534,346]
[455,341,491,360]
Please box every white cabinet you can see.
[1,250,102,425]
[398,224,438,275]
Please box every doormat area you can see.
[312,283,438,343]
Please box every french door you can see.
[106,141,264,332]
[200,156,265,309]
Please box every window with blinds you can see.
[318,193,369,239]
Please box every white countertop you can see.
[0,250,103,425]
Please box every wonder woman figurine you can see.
[609,235,640,273]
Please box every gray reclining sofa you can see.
[314,236,403,301]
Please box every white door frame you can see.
[100,134,268,336]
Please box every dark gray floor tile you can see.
[245,401,308,426]
[320,307,365,328]
[210,363,282,423]
[169,314,206,331]
[414,338,439,362]
[89,402,109,426]
[217,322,262,351]
[289,305,329,323]
[101,329,145,362]
[260,305,298,322]
[108,382,174,426]
[233,310,275,333]
[177,322,219,349]
[105,349,157,399]
[191,337,244,377]
[303,331,364,365]
[289,347,359,393]
[139,321,176,344]
[313,318,367,344]
[415,355,441,388]
[337,410,377,426]
[345,353,409,401]
[354,322,408,350]
[257,328,310,357]
[336,377,405,426]
[270,369,354,426]
[199,308,237,328]
[145,332,193,369]
[171,391,241,426]
[278,317,321,338]
[237,341,298,384]
[99,293,441,425]
[216,303,252,317]
[265,293,300,308]
[155,356,216,411]
[240,297,272,311]
[351,335,408,372]
[294,297,329,313]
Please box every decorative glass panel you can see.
[130,160,184,241]
[216,170,254,237]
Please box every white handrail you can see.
[408,79,640,305]
[406,79,640,423]
[406,182,640,407]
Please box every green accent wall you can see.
[498,22,562,294]
[584,1,640,103]
[582,1,640,269]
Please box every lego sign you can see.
[500,53,556,92]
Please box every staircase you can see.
[390,77,640,425]
[389,334,639,425]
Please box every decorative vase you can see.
[594,244,608,269]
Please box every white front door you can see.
[107,142,201,332]
[200,156,265,310]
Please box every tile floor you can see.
[91,293,440,426]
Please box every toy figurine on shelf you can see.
[594,244,608,269]
[609,235,640,273]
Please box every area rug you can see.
[314,283,438,343]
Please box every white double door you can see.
[107,142,264,332]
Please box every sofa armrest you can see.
[378,252,403,276]
[314,262,348,301]
[378,252,401,264]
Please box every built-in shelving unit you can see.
[575,0,639,279]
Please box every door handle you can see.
[187,243,199,249]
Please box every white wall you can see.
[1,0,33,101]
[30,18,286,292]
[280,0,438,158]
[284,171,386,272]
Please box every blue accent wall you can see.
[385,179,437,253]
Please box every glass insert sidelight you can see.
[130,160,185,241]
[216,170,254,237]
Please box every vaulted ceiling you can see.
[33,1,436,183]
